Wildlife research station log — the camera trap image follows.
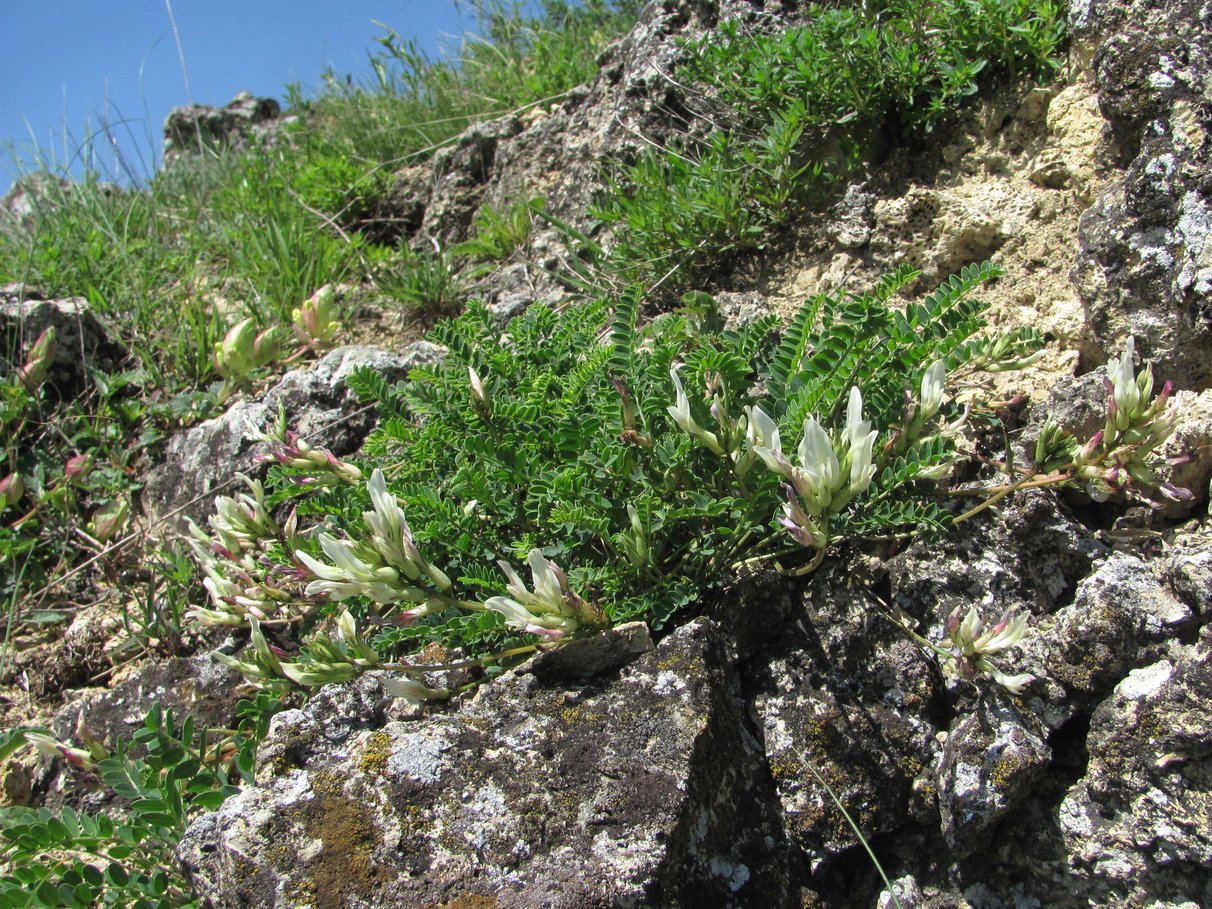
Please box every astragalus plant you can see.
[182,261,1187,700]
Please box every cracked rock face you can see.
[1070,0,1212,385]
[178,619,795,909]
[1059,635,1212,907]
[143,343,439,527]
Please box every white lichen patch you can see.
[386,727,451,785]
[1116,660,1173,700]
[708,855,751,891]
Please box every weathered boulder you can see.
[1058,635,1212,907]
[1025,551,1195,723]
[1,297,126,399]
[178,619,796,908]
[143,343,439,528]
[163,91,286,165]
[1069,0,1212,386]
[750,559,940,871]
[420,116,526,244]
[935,694,1052,854]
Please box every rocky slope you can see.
[10,0,1212,906]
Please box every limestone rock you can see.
[1069,0,1212,387]
[143,344,439,527]
[935,695,1052,854]
[178,619,795,909]
[1027,551,1194,722]
[1058,639,1212,907]
[163,91,285,165]
[751,560,940,868]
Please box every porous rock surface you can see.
[1070,0,1212,386]
[160,0,1212,905]
[179,619,796,909]
[143,343,440,527]
[163,91,287,164]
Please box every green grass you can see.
[591,0,1067,291]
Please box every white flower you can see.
[382,674,449,705]
[791,416,840,515]
[468,366,488,404]
[844,387,878,497]
[484,549,585,639]
[668,367,725,455]
[746,405,791,476]
[1108,337,1141,423]
[363,468,423,581]
[920,360,946,422]
[296,533,418,604]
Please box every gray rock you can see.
[178,619,796,908]
[1069,0,1212,387]
[1,297,126,399]
[1058,639,1212,907]
[163,91,286,165]
[143,343,439,528]
[51,654,243,748]
[888,489,1106,623]
[1026,551,1194,723]
[750,560,941,867]
[525,621,654,681]
[828,184,877,249]
[421,116,525,244]
[935,695,1052,854]
[1163,523,1212,617]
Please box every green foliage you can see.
[287,1,643,166]
[0,705,256,909]
[373,242,467,312]
[210,151,365,327]
[0,356,169,626]
[593,0,1067,289]
[454,196,545,262]
[198,264,1037,674]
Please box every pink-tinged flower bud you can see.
[65,453,91,480]
[1077,431,1104,463]
[0,473,25,507]
[1160,482,1194,502]
[946,607,964,639]
[27,325,56,361]
[1155,380,1173,408]
[88,497,131,542]
[18,326,56,391]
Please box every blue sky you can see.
[0,1,486,192]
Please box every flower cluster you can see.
[291,285,342,349]
[485,549,604,640]
[1085,337,1186,502]
[213,318,282,383]
[250,409,362,487]
[1035,338,1188,503]
[186,476,297,625]
[942,605,1034,695]
[294,469,453,623]
[747,386,878,550]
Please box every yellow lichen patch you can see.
[425,895,499,909]
[294,769,397,909]
[356,731,393,777]
[989,751,1026,791]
